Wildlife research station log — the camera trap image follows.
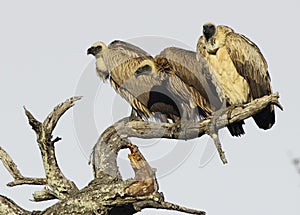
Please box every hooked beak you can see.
[87,47,96,56]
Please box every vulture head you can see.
[203,23,216,41]
[87,41,107,56]
[87,41,109,81]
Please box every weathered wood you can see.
[0,146,47,187]
[0,195,30,215]
[0,93,281,215]
[93,93,281,168]
[23,97,80,200]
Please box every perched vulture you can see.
[158,47,222,112]
[158,47,249,137]
[87,40,222,122]
[87,40,195,122]
[129,46,223,121]
[197,23,275,134]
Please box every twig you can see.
[160,201,206,215]
[133,200,205,214]
[0,146,47,187]
[209,132,227,164]
[43,96,82,134]
[32,188,57,202]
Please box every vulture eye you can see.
[96,46,102,51]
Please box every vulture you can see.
[87,40,205,122]
[157,47,249,137]
[197,23,275,133]
[87,40,217,122]
[158,47,222,111]
[87,40,168,121]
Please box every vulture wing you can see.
[225,32,275,129]
[159,47,222,111]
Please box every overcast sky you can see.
[0,1,299,214]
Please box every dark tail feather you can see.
[252,105,275,130]
[227,120,245,137]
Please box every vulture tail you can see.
[227,121,245,137]
[252,105,275,130]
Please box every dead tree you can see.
[0,93,281,214]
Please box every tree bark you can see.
[0,93,281,214]
[93,93,282,168]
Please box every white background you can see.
[0,1,299,214]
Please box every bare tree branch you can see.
[43,96,82,134]
[40,136,202,215]
[93,93,281,167]
[209,132,227,164]
[0,146,24,179]
[32,188,58,202]
[119,93,281,139]
[7,178,47,187]
[0,146,47,187]
[1,96,205,214]
[133,200,206,215]
[0,195,30,215]
[90,122,128,180]
[0,93,282,214]
[23,97,81,200]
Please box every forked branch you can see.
[0,93,281,214]
[0,146,47,187]
[23,97,81,200]
[1,96,206,215]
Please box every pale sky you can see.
[0,1,299,214]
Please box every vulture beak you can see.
[202,23,216,40]
[87,47,94,56]
[203,25,209,34]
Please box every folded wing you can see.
[225,33,275,129]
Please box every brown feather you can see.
[197,25,247,136]
[225,31,274,129]
[159,47,222,110]
[109,78,153,118]
[197,24,275,132]
[225,32,271,99]
[98,40,183,122]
